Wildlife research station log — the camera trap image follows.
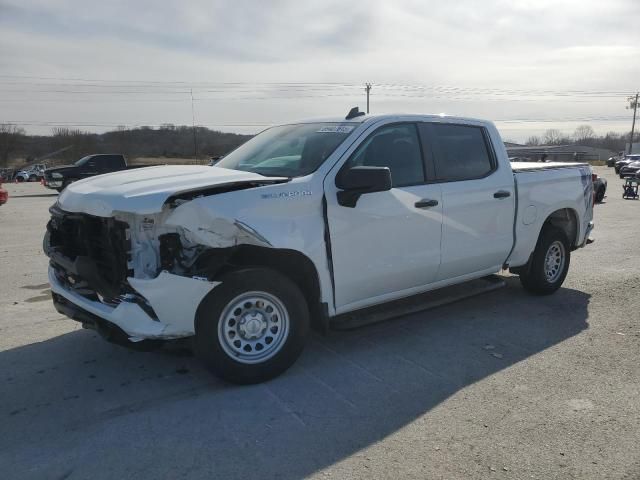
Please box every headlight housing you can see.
[51,172,63,179]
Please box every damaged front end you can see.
[44,172,296,344]
[44,203,229,342]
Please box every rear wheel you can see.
[595,187,605,203]
[519,227,570,295]
[195,268,310,384]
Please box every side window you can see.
[430,124,494,181]
[345,124,425,187]
[108,156,123,169]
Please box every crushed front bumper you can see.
[49,266,220,341]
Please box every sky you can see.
[0,0,639,142]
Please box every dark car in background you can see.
[607,151,625,168]
[614,154,640,174]
[44,154,152,192]
[619,160,640,179]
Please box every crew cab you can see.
[44,112,595,384]
[43,154,144,192]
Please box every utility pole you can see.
[365,83,372,114]
[628,92,639,154]
[190,88,198,161]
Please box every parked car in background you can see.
[14,164,46,182]
[614,154,640,173]
[607,151,625,168]
[0,168,14,182]
[45,112,595,384]
[619,160,640,179]
[0,180,8,206]
[593,174,607,203]
[44,154,152,192]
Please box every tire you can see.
[16,176,24,182]
[194,267,310,384]
[518,226,571,295]
[615,166,620,173]
[595,187,605,203]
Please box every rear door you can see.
[421,123,515,281]
[325,122,443,312]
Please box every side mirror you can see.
[336,166,392,207]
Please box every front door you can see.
[325,123,443,313]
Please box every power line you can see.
[2,116,633,129]
[0,75,633,97]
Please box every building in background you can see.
[506,144,617,162]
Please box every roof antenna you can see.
[345,106,365,120]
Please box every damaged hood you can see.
[57,165,287,217]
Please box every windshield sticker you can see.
[316,126,355,134]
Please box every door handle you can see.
[493,190,511,199]
[415,199,439,208]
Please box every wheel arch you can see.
[541,207,579,249]
[509,206,579,274]
[198,245,328,332]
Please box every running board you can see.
[331,275,506,330]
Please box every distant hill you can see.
[2,124,253,167]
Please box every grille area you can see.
[46,205,131,299]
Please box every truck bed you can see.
[510,161,589,172]
[507,162,593,268]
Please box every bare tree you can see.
[0,123,26,167]
[526,135,541,146]
[50,127,97,163]
[543,129,564,145]
[573,125,595,144]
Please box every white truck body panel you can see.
[47,114,594,340]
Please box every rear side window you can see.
[108,156,124,168]
[430,124,494,181]
[344,124,425,187]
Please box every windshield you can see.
[216,123,356,177]
[74,155,92,166]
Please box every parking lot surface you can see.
[1,166,639,479]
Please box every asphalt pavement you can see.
[0,167,638,479]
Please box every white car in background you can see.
[14,164,46,182]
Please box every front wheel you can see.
[195,268,310,384]
[519,227,571,295]
[595,187,605,203]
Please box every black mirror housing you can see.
[336,166,392,207]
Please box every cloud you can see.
[0,0,639,140]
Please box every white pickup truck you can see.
[45,111,595,384]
